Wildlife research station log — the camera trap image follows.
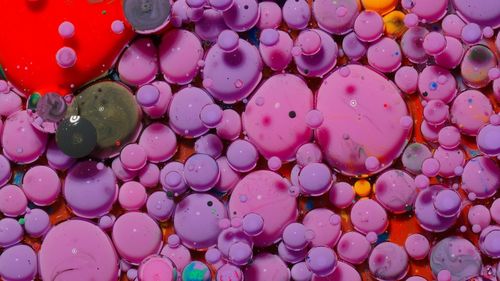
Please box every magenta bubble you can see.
[342,32,367,61]
[350,199,388,234]
[433,189,461,218]
[395,66,419,94]
[0,244,37,281]
[112,212,162,264]
[0,185,27,217]
[64,161,117,218]
[374,169,417,214]
[306,246,337,277]
[56,47,77,68]
[257,1,282,29]
[354,11,384,42]
[468,204,491,229]
[367,37,402,73]
[58,21,75,38]
[329,182,355,209]
[490,198,500,224]
[461,156,500,199]
[244,254,290,280]
[283,0,310,30]
[226,139,259,172]
[39,220,118,281]
[119,144,147,172]
[216,264,243,281]
[141,81,172,119]
[291,262,313,281]
[161,239,191,272]
[337,232,371,264]
[136,84,160,107]
[111,20,125,34]
[302,209,341,248]
[229,170,297,247]
[183,153,220,192]
[0,218,23,247]
[293,29,338,77]
[174,193,227,249]
[433,147,465,178]
[423,32,447,55]
[222,0,259,32]
[369,242,409,280]
[313,0,360,35]
[296,143,322,167]
[2,110,48,164]
[118,181,147,211]
[401,27,429,64]
[312,261,361,281]
[259,30,293,71]
[450,90,493,136]
[138,255,176,281]
[461,23,482,44]
[479,226,500,258]
[435,37,464,69]
[406,0,447,23]
[169,87,213,138]
[437,126,461,149]
[441,14,465,38]
[155,29,203,85]
[415,185,458,232]
[243,74,313,161]
[316,65,410,176]
[118,38,158,86]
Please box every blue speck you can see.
[247,28,259,46]
[429,82,438,90]
[12,171,24,186]
[305,199,314,211]
[468,98,473,104]
[376,232,390,245]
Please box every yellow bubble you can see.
[361,0,397,15]
[383,11,407,38]
[354,179,371,197]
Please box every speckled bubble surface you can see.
[0,0,499,281]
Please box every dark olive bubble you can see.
[66,81,141,159]
[468,45,493,65]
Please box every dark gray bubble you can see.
[56,116,97,159]
[123,0,171,32]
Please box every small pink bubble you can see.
[404,13,419,27]
[305,110,324,129]
[267,156,282,171]
[366,232,378,243]
[335,6,347,17]
[111,20,125,34]
[471,224,481,233]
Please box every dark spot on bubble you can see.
[207,201,213,206]
[288,111,296,118]
[346,85,355,94]
[423,91,428,97]
[244,4,249,9]
[97,88,102,92]
[303,69,309,74]
[468,46,493,64]
[262,116,271,126]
